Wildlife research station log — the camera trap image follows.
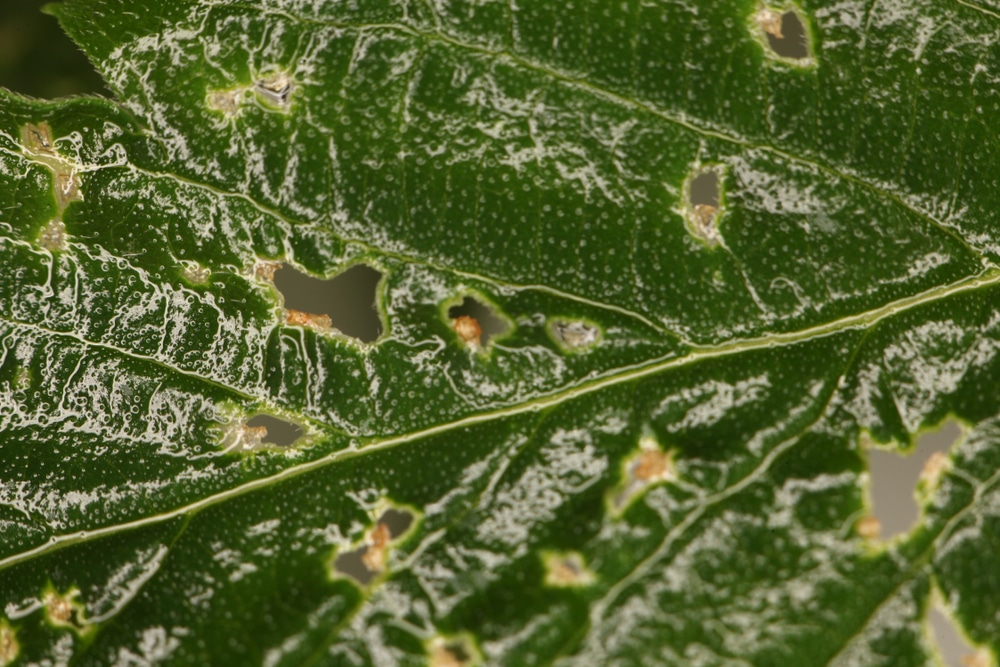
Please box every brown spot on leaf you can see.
[427,636,480,667]
[920,451,949,487]
[453,315,483,347]
[361,522,391,574]
[962,649,992,667]
[255,261,282,282]
[543,552,595,588]
[856,516,881,540]
[634,449,674,482]
[285,309,333,330]
[757,7,784,38]
[22,122,55,155]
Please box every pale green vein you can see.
[3,266,998,571]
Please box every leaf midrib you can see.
[3,265,998,571]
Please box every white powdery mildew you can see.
[827,581,925,667]
[88,545,170,623]
[475,427,607,554]
[880,319,1000,433]
[654,373,770,430]
[112,626,188,667]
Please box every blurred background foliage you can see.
[0,1,107,98]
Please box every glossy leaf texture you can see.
[1,0,999,664]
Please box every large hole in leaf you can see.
[244,415,302,447]
[332,508,415,587]
[448,297,507,347]
[764,10,810,60]
[273,264,383,343]
[927,601,980,667]
[689,170,719,208]
[867,420,961,540]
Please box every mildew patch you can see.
[865,420,962,541]
[0,620,18,667]
[273,263,384,343]
[608,433,677,515]
[43,586,91,636]
[548,318,601,353]
[39,219,67,252]
[754,5,814,64]
[331,504,418,587]
[446,295,511,351]
[542,551,596,588]
[254,69,294,110]
[206,88,247,117]
[683,165,725,247]
[180,260,211,285]
[426,634,482,667]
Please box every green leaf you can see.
[1,0,998,664]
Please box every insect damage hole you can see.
[254,69,294,110]
[757,6,812,61]
[332,507,416,587]
[244,415,303,447]
[927,592,987,667]
[684,166,724,246]
[448,296,509,349]
[865,420,962,541]
[273,263,384,343]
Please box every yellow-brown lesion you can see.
[42,587,92,636]
[285,309,333,330]
[426,635,481,667]
[609,435,678,515]
[543,551,596,588]
[20,122,84,251]
[0,620,18,667]
[756,7,784,38]
[453,315,483,347]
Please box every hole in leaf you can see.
[378,508,414,539]
[759,8,810,60]
[273,264,383,343]
[333,547,375,586]
[244,415,302,447]
[928,597,984,667]
[867,420,961,540]
[685,167,724,246]
[448,297,507,348]
[689,170,719,208]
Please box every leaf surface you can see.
[1,0,999,664]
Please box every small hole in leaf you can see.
[245,415,302,447]
[685,167,724,246]
[762,9,810,60]
[378,508,414,539]
[333,547,375,586]
[273,264,383,343]
[448,297,507,347]
[867,420,961,540]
